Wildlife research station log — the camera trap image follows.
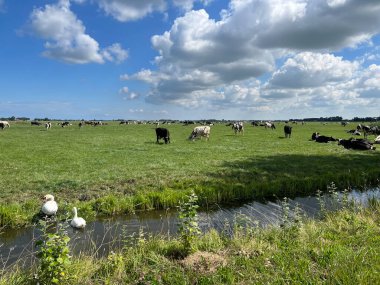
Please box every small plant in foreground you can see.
[177,191,201,254]
[35,220,71,285]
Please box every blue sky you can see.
[0,0,379,120]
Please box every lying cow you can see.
[311,132,337,143]
[284,125,292,138]
[189,126,211,141]
[338,138,375,150]
[347,129,361,136]
[155,127,170,144]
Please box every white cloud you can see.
[129,108,144,113]
[96,0,166,22]
[28,0,127,64]
[122,0,380,116]
[172,0,213,11]
[268,52,358,88]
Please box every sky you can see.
[0,0,380,121]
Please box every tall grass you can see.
[0,121,379,228]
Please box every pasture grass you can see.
[0,121,379,227]
[1,199,379,284]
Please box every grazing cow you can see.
[251,121,259,127]
[189,126,211,141]
[60,121,71,127]
[341,122,348,127]
[31,121,41,126]
[0,121,8,129]
[375,135,380,144]
[311,132,337,143]
[338,138,375,150]
[0,120,10,128]
[45,122,52,130]
[265,122,276,129]
[155,127,170,144]
[284,125,292,138]
[232,122,244,134]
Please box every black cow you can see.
[311,132,337,143]
[338,138,375,150]
[284,125,292,138]
[155,128,170,144]
[31,121,41,126]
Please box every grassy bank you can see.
[1,198,379,284]
[1,121,379,228]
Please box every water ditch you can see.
[1,187,379,269]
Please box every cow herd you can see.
[1,120,380,151]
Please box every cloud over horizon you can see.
[122,0,380,117]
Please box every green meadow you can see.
[0,121,379,227]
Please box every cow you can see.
[189,126,211,141]
[284,125,292,138]
[375,135,380,144]
[338,138,375,150]
[0,121,10,129]
[45,122,52,130]
[60,121,71,127]
[155,128,170,144]
[232,122,244,135]
[347,129,361,136]
[31,121,41,126]
[265,122,276,129]
[311,132,337,143]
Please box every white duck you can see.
[41,194,58,216]
[70,207,86,229]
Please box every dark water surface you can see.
[1,188,379,269]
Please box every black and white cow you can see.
[284,125,292,138]
[338,138,375,150]
[232,122,244,134]
[311,132,337,143]
[189,126,211,141]
[155,127,170,144]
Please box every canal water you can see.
[1,188,379,269]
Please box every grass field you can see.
[1,121,379,227]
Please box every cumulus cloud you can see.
[268,52,358,89]
[28,0,127,64]
[122,0,380,116]
[96,0,166,22]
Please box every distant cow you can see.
[60,121,71,127]
[232,122,244,135]
[347,129,361,136]
[45,122,52,130]
[311,132,337,143]
[189,126,211,141]
[265,122,276,129]
[338,138,375,150]
[155,128,170,144]
[284,125,292,138]
[31,121,41,126]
